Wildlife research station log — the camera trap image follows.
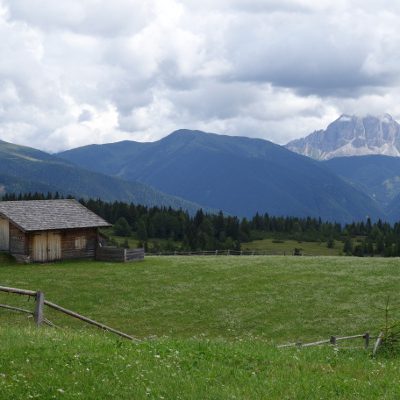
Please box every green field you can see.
[241,238,343,256]
[1,255,400,398]
[105,227,347,256]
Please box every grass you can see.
[105,226,345,256]
[1,255,400,398]
[2,327,400,399]
[1,256,398,340]
[0,328,400,400]
[242,238,343,255]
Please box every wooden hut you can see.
[0,199,111,263]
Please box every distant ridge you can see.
[0,139,206,213]
[286,114,400,160]
[58,129,383,222]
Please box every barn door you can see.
[47,232,61,261]
[33,232,62,262]
[33,233,48,262]
[0,217,9,251]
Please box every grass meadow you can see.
[241,238,343,256]
[1,255,400,398]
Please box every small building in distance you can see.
[0,199,111,263]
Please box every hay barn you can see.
[0,199,111,263]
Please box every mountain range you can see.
[286,114,400,160]
[322,155,400,221]
[0,139,204,213]
[2,114,400,222]
[58,129,382,222]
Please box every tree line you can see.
[2,192,400,256]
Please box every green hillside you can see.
[324,155,400,209]
[1,256,400,399]
[58,130,383,222]
[0,139,205,213]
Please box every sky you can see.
[1,0,400,152]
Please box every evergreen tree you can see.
[343,237,353,255]
[113,217,132,237]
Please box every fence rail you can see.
[145,249,313,257]
[278,332,375,350]
[0,285,137,341]
[96,247,144,262]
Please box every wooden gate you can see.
[33,232,61,262]
[0,217,9,251]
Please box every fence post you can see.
[330,336,337,345]
[227,249,230,256]
[364,332,370,349]
[34,291,45,326]
[373,332,384,357]
[124,249,127,262]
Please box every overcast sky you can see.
[1,0,400,152]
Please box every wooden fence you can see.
[146,249,310,256]
[96,247,144,262]
[0,285,137,341]
[278,332,384,356]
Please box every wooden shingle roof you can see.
[0,199,111,232]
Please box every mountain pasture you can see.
[1,255,400,398]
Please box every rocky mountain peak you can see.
[286,114,400,160]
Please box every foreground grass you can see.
[1,256,399,342]
[1,327,400,400]
[2,256,400,398]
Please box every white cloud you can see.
[1,0,400,151]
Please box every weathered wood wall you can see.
[8,227,100,262]
[125,248,145,262]
[58,228,98,260]
[96,246,125,262]
[0,217,9,251]
[3,219,101,263]
[9,223,28,255]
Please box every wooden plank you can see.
[301,339,331,347]
[0,303,55,327]
[0,285,36,296]
[335,334,365,341]
[0,303,33,315]
[44,299,139,341]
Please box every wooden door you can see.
[0,218,9,251]
[47,232,61,261]
[32,232,62,262]
[33,233,48,262]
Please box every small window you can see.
[75,236,87,250]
